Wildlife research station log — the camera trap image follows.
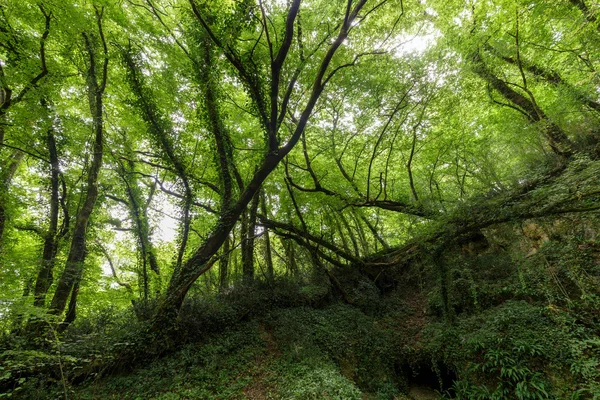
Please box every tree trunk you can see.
[332,213,352,256]
[0,150,24,255]
[339,211,360,257]
[219,236,230,290]
[59,277,81,332]
[484,44,600,113]
[33,125,61,307]
[472,52,573,158]
[242,192,260,283]
[569,0,600,32]
[240,209,249,281]
[49,18,107,319]
[260,192,274,281]
[360,214,389,250]
[125,164,160,275]
[121,49,192,275]
[350,209,369,254]
[284,238,298,277]
[149,158,285,344]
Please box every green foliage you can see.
[570,336,600,399]
[75,321,265,399]
[451,341,551,400]
[277,361,362,400]
[177,281,331,340]
[0,307,70,399]
[2,0,600,398]
[266,304,401,394]
[423,302,564,398]
[423,224,600,399]
[72,299,410,399]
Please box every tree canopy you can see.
[1,0,599,395]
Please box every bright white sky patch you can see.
[103,193,178,277]
[150,195,179,243]
[393,32,440,56]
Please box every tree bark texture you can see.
[33,125,61,306]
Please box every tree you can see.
[48,6,108,327]
[141,0,400,341]
[1,0,598,356]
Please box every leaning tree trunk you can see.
[569,0,600,32]
[358,158,600,298]
[471,52,574,158]
[121,49,193,276]
[483,44,600,114]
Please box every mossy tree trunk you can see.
[49,8,108,323]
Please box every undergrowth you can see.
[2,213,599,399]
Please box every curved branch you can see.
[94,240,133,291]
[258,215,362,265]
[9,5,51,107]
